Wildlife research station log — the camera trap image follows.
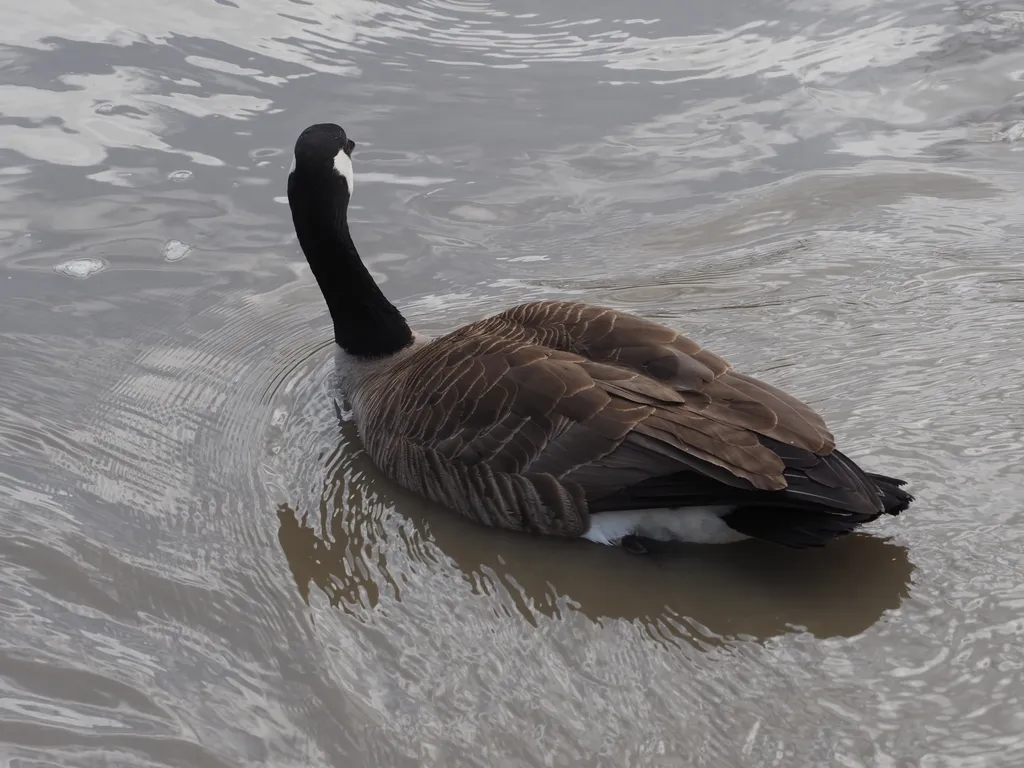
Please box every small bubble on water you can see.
[163,240,192,262]
[95,103,115,114]
[168,170,193,182]
[54,258,107,279]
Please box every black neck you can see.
[289,175,414,358]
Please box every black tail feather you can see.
[722,506,877,548]
[723,473,912,549]
[867,472,914,516]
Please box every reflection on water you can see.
[279,500,914,643]
[2,0,1024,764]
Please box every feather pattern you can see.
[346,300,911,546]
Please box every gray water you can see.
[2,0,1024,765]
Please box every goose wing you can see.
[362,301,884,537]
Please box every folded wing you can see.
[363,300,889,536]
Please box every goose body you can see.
[288,123,913,551]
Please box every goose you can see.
[286,122,913,552]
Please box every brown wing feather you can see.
[355,300,875,536]
[489,300,835,451]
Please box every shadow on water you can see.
[276,413,914,646]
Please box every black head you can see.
[289,123,356,196]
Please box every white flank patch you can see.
[288,155,296,175]
[582,506,747,546]
[333,149,354,194]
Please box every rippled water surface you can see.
[3,0,1024,765]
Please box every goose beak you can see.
[344,139,355,157]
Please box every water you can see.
[2,0,1024,765]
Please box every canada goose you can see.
[287,122,913,552]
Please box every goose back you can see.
[347,300,884,538]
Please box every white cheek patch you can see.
[333,150,354,194]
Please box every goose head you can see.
[288,122,356,204]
